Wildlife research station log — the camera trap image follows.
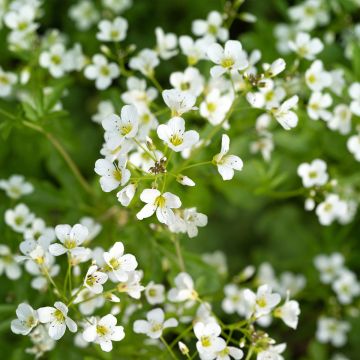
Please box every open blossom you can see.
[145,282,165,305]
[49,224,88,257]
[121,76,157,107]
[117,183,137,206]
[37,302,77,340]
[0,66,17,97]
[349,82,360,116]
[96,17,128,42]
[170,67,204,96]
[0,245,21,280]
[155,27,178,59]
[168,272,198,302]
[316,317,350,347]
[103,241,138,282]
[129,49,159,77]
[157,116,199,152]
[192,11,228,42]
[328,104,352,135]
[83,314,125,352]
[84,265,108,294]
[11,303,38,335]
[257,343,286,360]
[137,189,181,225]
[194,322,226,357]
[222,284,249,317]
[314,253,345,284]
[69,0,99,30]
[84,54,119,90]
[179,35,213,65]
[133,308,178,339]
[305,60,332,92]
[213,134,243,181]
[94,156,130,192]
[39,43,68,78]
[288,32,324,60]
[0,174,33,199]
[182,208,208,238]
[4,5,38,34]
[316,194,347,226]
[297,159,328,188]
[307,92,332,121]
[332,269,360,304]
[270,95,299,130]
[207,40,248,78]
[274,295,300,329]
[162,89,197,117]
[5,203,35,233]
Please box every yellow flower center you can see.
[155,195,166,208]
[54,309,65,322]
[221,57,235,69]
[96,324,109,336]
[201,336,211,347]
[113,168,122,182]
[170,134,183,146]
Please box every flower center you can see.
[64,238,76,249]
[54,309,65,322]
[207,102,217,112]
[170,134,183,146]
[201,336,211,347]
[100,66,110,76]
[120,124,133,136]
[51,55,62,65]
[155,195,166,208]
[109,257,120,270]
[221,57,235,69]
[96,324,109,336]
[113,168,122,182]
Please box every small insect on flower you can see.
[83,314,125,352]
[37,302,77,340]
[213,134,243,181]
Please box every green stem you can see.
[180,161,212,172]
[160,336,178,360]
[148,73,163,93]
[245,347,254,360]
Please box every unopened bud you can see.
[178,341,189,355]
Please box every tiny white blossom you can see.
[96,17,128,42]
[168,272,198,302]
[192,11,228,42]
[129,49,159,77]
[0,66,17,97]
[11,303,38,335]
[117,183,137,206]
[92,101,115,124]
[257,343,286,360]
[37,302,77,340]
[307,92,332,121]
[332,269,360,304]
[316,317,350,347]
[170,67,204,96]
[5,203,35,233]
[347,133,360,161]
[155,27,178,59]
[194,322,226,356]
[297,159,328,188]
[349,82,360,116]
[288,32,324,60]
[69,0,99,30]
[328,104,352,135]
[314,253,345,284]
[162,89,197,117]
[84,265,108,294]
[145,282,165,305]
[179,35,213,65]
[316,194,347,226]
[0,245,21,280]
[270,95,299,130]
[305,60,332,92]
[0,174,33,199]
[274,294,300,329]
[39,43,68,78]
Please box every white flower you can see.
[94,156,130,192]
[328,104,352,135]
[332,270,360,304]
[92,101,115,124]
[121,76,157,107]
[316,317,350,347]
[347,133,360,161]
[39,43,68,78]
[37,302,77,340]
[316,194,347,226]
[162,89,197,117]
[84,54,119,90]
[157,116,199,152]
[0,245,21,280]
[168,272,197,302]
[257,344,286,360]
[129,49,159,77]
[213,134,243,181]
[244,284,281,318]
[49,224,88,257]
[192,11,228,42]
[330,69,345,96]
[155,27,178,59]
[4,5,38,34]
[102,0,132,13]
[307,92,332,121]
[69,0,99,30]
[5,203,35,233]
[182,208,208,238]
[222,284,249,317]
[0,66,17,97]
[305,60,332,92]
[145,282,165,305]
[200,89,233,126]
[179,35,213,65]
[73,288,105,315]
[349,82,360,116]
[137,189,181,225]
[214,346,244,360]
[274,295,300,329]
[0,174,33,199]
[270,95,299,130]
[84,265,108,294]
[80,217,102,243]
[314,253,345,284]
[83,314,125,352]
[11,303,38,335]
[263,58,286,77]
[176,175,195,187]
[117,183,137,206]
[64,43,86,72]
[118,270,144,299]
[288,32,324,60]
[103,241,138,282]
[250,134,274,162]
[96,17,128,42]
[207,40,248,78]
[102,104,139,149]
[202,251,228,276]
[297,159,328,188]
[133,308,178,339]
[170,67,204,96]
[194,322,226,356]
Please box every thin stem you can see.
[148,73,163,93]
[42,265,66,300]
[133,137,157,161]
[160,336,178,360]
[23,121,92,194]
[245,347,254,360]
[170,325,193,348]
[180,161,212,172]
[173,236,185,272]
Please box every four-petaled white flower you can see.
[145,282,165,305]
[194,322,226,356]
[136,189,181,225]
[129,49,159,77]
[192,11,228,42]
[213,134,243,181]
[5,203,35,233]
[96,17,128,42]
[49,224,89,257]
[39,43,67,78]
[168,272,198,302]
[316,317,350,347]
[11,303,38,335]
[316,194,347,226]
[270,95,299,130]
[83,314,125,352]
[133,308,178,339]
[155,27,178,60]
[305,60,332,92]
[297,159,328,188]
[157,116,199,152]
[288,32,324,60]
[103,241,138,282]
[162,89,197,117]
[307,92,332,121]
[84,54,119,90]
[0,174,33,199]
[84,265,108,294]
[207,40,248,78]
[37,301,77,340]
